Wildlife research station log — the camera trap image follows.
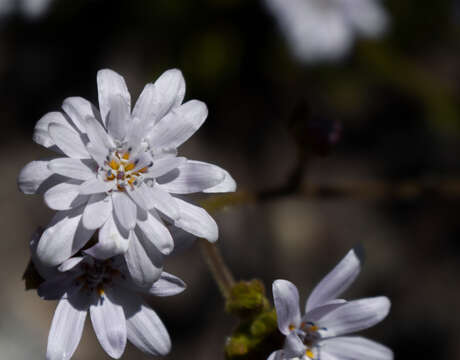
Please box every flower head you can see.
[269,249,392,360]
[265,0,389,63]
[18,69,236,273]
[32,231,185,360]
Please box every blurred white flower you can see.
[18,69,236,271]
[35,251,185,360]
[269,249,392,360]
[0,0,54,19]
[265,0,389,63]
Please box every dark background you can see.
[2,0,460,359]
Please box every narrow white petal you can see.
[284,331,307,358]
[128,188,148,210]
[33,111,71,149]
[112,191,137,231]
[143,69,186,124]
[97,69,131,126]
[148,186,180,220]
[48,123,90,159]
[107,94,130,141]
[272,279,301,335]
[124,230,163,287]
[132,83,157,128]
[148,156,186,178]
[174,198,218,242]
[46,293,89,360]
[267,350,284,360]
[82,194,112,230]
[79,178,113,195]
[149,100,207,150]
[90,290,127,359]
[62,96,100,133]
[318,297,391,337]
[48,158,96,181]
[306,249,361,312]
[58,256,84,272]
[203,167,237,193]
[136,209,174,255]
[320,336,393,360]
[148,272,186,297]
[44,182,88,210]
[84,116,113,165]
[37,207,95,266]
[18,160,53,194]
[85,216,129,260]
[157,160,225,194]
[122,294,171,356]
[304,300,346,323]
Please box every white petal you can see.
[284,331,307,358]
[46,293,89,360]
[133,69,185,126]
[85,216,129,260]
[148,100,207,150]
[90,290,127,359]
[97,69,131,126]
[148,186,180,220]
[306,249,361,312]
[174,198,218,242]
[148,272,186,297]
[124,230,163,287]
[112,191,137,231]
[58,256,84,272]
[79,178,113,195]
[18,160,53,194]
[203,167,237,193]
[318,297,391,337]
[136,209,174,255]
[48,123,90,159]
[33,111,71,149]
[122,294,171,356]
[107,94,130,141]
[37,207,95,266]
[267,350,284,360]
[157,160,225,194]
[82,194,112,230]
[127,187,148,210]
[84,116,113,165]
[320,336,393,360]
[304,300,346,323]
[48,158,96,181]
[148,156,186,178]
[62,96,99,133]
[272,279,301,335]
[44,182,88,210]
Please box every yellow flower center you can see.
[104,151,149,191]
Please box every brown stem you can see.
[199,239,235,299]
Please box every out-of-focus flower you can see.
[0,0,54,19]
[32,232,185,360]
[268,249,392,360]
[18,69,236,273]
[264,0,389,63]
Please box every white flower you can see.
[264,0,389,63]
[269,249,392,360]
[35,249,185,360]
[18,69,236,275]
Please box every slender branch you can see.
[199,239,235,299]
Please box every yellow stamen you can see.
[138,167,148,173]
[127,177,136,185]
[125,162,135,171]
[306,349,314,359]
[109,159,119,170]
[288,324,296,331]
[309,325,319,332]
[98,287,105,297]
[122,152,130,160]
[106,174,115,181]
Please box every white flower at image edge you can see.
[18,68,236,283]
[33,246,185,360]
[264,0,389,63]
[269,249,393,360]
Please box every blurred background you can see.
[2,0,460,359]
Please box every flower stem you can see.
[199,239,235,299]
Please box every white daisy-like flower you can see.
[36,253,185,360]
[264,0,389,63]
[268,249,393,360]
[18,69,236,278]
